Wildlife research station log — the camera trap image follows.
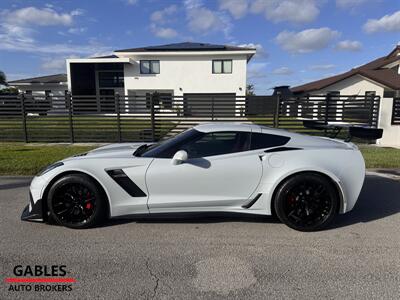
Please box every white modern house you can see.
[65,42,255,98]
[292,45,400,147]
[9,42,255,116]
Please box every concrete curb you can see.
[366,169,400,180]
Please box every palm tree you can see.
[246,84,255,96]
[0,70,7,86]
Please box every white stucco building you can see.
[292,46,400,148]
[64,42,255,114]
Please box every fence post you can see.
[368,95,375,127]
[20,93,28,143]
[273,95,280,128]
[150,94,155,142]
[211,96,215,121]
[325,93,332,124]
[67,92,74,143]
[115,93,122,142]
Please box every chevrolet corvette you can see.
[21,123,376,231]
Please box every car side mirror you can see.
[172,150,188,165]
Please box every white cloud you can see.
[68,27,87,34]
[184,0,233,38]
[250,0,319,24]
[149,5,179,38]
[309,64,335,71]
[125,0,139,5]
[219,0,248,19]
[363,10,400,33]
[272,67,293,75]
[150,25,178,39]
[247,62,268,79]
[1,7,83,27]
[151,5,178,24]
[238,43,268,58]
[0,6,107,56]
[275,27,340,54]
[0,23,111,55]
[41,55,79,72]
[336,0,367,9]
[335,40,362,51]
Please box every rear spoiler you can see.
[302,119,383,142]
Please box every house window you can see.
[365,91,376,98]
[140,60,160,74]
[98,71,124,88]
[212,60,232,74]
[384,90,396,98]
[327,91,340,97]
[392,98,400,125]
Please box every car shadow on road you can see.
[103,212,278,226]
[103,175,400,229]
[330,175,400,229]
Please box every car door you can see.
[145,131,263,211]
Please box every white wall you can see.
[123,54,248,97]
[311,75,399,148]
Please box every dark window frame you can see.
[98,71,124,88]
[212,59,233,74]
[383,90,396,98]
[140,60,160,74]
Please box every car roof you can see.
[194,123,260,133]
[193,122,351,149]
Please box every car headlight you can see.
[37,162,64,176]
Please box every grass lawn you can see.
[0,143,399,176]
[0,143,96,175]
[358,145,400,169]
[0,115,176,142]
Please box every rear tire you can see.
[47,174,107,229]
[274,173,338,231]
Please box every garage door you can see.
[183,93,236,117]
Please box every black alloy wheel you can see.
[274,173,338,231]
[47,174,106,229]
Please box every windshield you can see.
[137,129,202,158]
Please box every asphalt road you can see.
[1,174,399,300]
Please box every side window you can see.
[250,133,290,150]
[140,60,160,74]
[181,131,250,158]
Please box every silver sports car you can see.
[22,122,380,231]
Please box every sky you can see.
[0,0,399,94]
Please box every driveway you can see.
[0,174,399,299]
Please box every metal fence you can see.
[392,97,400,125]
[0,93,380,143]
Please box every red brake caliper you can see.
[288,194,295,205]
[85,192,92,210]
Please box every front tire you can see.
[274,173,338,231]
[47,174,107,229]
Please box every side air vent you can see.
[242,193,262,209]
[106,169,147,197]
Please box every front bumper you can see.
[21,192,44,222]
